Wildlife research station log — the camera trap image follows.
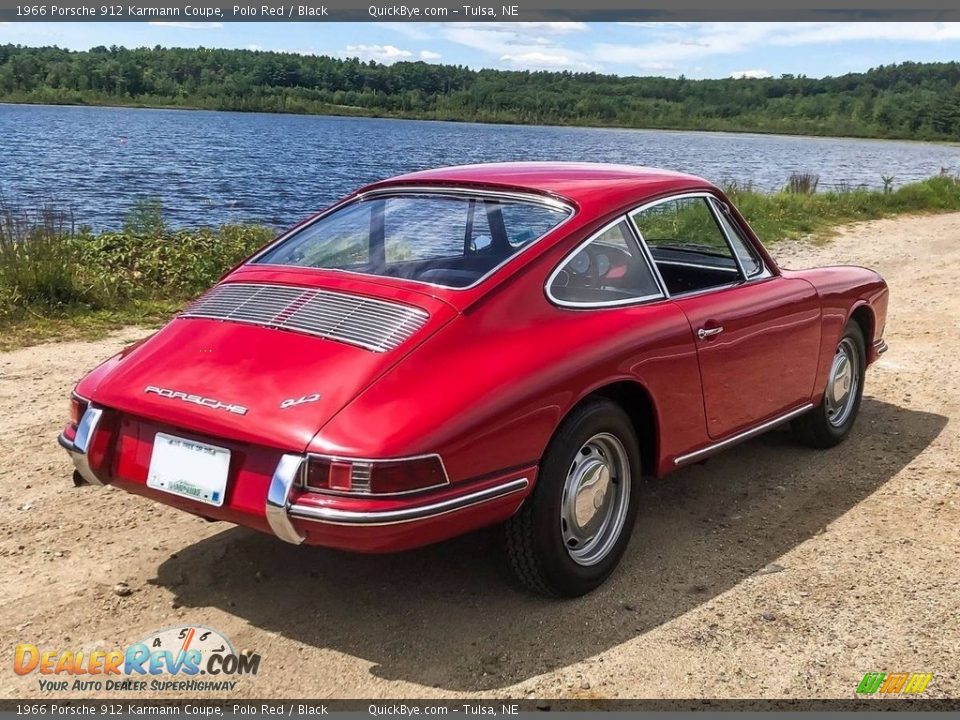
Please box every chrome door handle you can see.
[698,326,724,340]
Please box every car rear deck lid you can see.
[181,282,429,353]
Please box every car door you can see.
[630,194,821,440]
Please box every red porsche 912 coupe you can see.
[59,163,888,596]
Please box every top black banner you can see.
[4,0,960,22]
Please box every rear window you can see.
[254,193,571,288]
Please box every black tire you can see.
[792,320,867,449]
[503,398,641,597]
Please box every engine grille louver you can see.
[180,283,429,353]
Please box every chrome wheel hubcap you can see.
[560,433,631,566]
[826,337,860,428]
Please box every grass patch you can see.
[3,173,960,350]
[0,199,274,348]
[0,300,177,352]
[723,171,960,243]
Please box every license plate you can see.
[147,433,230,507]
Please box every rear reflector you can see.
[69,394,89,429]
[328,462,353,491]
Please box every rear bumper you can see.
[60,405,532,552]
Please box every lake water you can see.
[4,103,960,230]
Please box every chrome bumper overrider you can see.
[265,453,529,544]
[57,406,106,486]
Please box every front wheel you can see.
[792,320,866,448]
[503,398,641,597]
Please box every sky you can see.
[4,21,960,79]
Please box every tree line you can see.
[3,43,960,140]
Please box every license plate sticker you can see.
[147,433,230,507]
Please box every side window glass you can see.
[710,199,764,278]
[549,219,662,305]
[631,197,740,296]
[500,203,566,248]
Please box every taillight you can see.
[69,394,89,428]
[302,455,447,495]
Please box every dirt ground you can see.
[1,212,958,701]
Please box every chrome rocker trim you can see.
[265,458,529,542]
[673,403,814,467]
[57,406,106,486]
[290,478,529,527]
[874,339,889,355]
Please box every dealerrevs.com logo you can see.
[14,626,261,692]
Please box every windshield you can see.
[253,193,572,288]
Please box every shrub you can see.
[0,202,101,312]
[72,224,275,299]
[785,172,820,194]
[0,199,275,325]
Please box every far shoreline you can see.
[3,98,958,148]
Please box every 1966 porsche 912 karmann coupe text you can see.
[59,163,888,596]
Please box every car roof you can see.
[360,162,717,208]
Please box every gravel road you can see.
[2,213,958,700]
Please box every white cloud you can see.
[365,21,960,76]
[616,22,691,29]
[459,21,588,34]
[731,69,772,79]
[341,44,412,62]
[440,23,595,70]
[377,20,593,70]
[768,21,960,45]
[501,51,583,68]
[340,44,440,64]
[594,22,960,72]
[374,22,432,40]
[147,21,223,29]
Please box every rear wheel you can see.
[792,321,866,448]
[503,398,641,597]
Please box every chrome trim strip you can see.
[266,454,306,544]
[545,216,668,309]
[356,185,573,213]
[706,196,772,280]
[705,195,750,279]
[289,477,529,527]
[301,451,451,497]
[874,339,889,355]
[247,186,576,293]
[59,406,106,486]
[673,403,814,466]
[654,259,740,273]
